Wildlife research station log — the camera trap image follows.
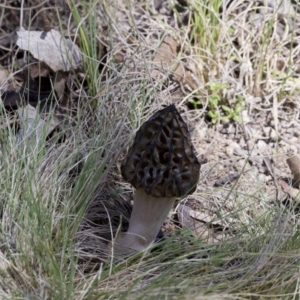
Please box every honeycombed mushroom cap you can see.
[121,105,200,198]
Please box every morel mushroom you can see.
[113,104,200,257]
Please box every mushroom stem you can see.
[113,188,175,257]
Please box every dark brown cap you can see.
[121,104,200,198]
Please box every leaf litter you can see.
[17,28,82,72]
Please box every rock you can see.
[257,140,268,152]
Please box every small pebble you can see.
[257,139,268,151]
[241,110,250,123]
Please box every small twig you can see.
[214,172,240,187]
[20,0,24,29]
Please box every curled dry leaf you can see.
[286,155,300,188]
[177,204,231,243]
[177,204,207,238]
[53,72,66,100]
[17,28,81,72]
[16,104,59,146]
[151,36,196,89]
[214,172,240,187]
[29,64,50,79]
[278,179,300,202]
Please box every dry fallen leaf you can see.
[278,179,300,202]
[177,204,230,243]
[17,28,81,72]
[29,64,50,79]
[151,36,196,89]
[16,104,59,146]
[151,36,178,77]
[287,155,300,187]
[54,74,66,100]
[177,204,208,238]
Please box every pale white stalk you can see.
[113,188,175,257]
